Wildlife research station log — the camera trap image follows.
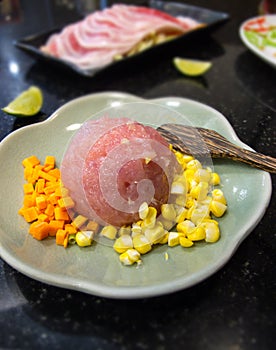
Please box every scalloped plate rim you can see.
[0,92,272,299]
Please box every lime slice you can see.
[173,57,212,76]
[2,86,43,116]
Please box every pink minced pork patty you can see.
[61,117,178,227]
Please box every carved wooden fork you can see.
[157,124,276,173]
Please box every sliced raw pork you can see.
[41,4,201,70]
[61,117,179,227]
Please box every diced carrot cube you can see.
[44,183,58,195]
[48,168,60,179]
[23,195,36,208]
[54,186,62,198]
[54,207,70,221]
[23,207,38,223]
[63,234,69,248]
[23,183,34,194]
[35,178,45,194]
[29,221,49,240]
[56,229,67,246]
[36,196,47,210]
[38,213,49,222]
[18,207,25,216]
[38,170,57,183]
[44,156,55,167]
[24,167,33,182]
[48,193,58,205]
[33,165,43,181]
[64,223,77,234]
[48,220,64,236]
[45,203,54,217]
[22,155,40,168]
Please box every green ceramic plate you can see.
[0,92,272,299]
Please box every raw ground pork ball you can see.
[61,117,178,227]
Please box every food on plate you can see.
[40,4,202,70]
[61,117,179,227]
[19,118,227,266]
[2,86,43,116]
[173,57,212,76]
[242,16,276,58]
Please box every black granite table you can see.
[0,0,275,349]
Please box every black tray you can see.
[15,0,229,77]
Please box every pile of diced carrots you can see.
[18,155,99,247]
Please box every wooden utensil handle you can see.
[198,128,276,173]
[158,124,276,173]
[213,145,276,173]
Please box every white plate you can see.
[240,14,276,68]
[0,92,272,299]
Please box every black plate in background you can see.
[14,0,229,77]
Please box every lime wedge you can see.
[2,86,43,116]
[173,57,212,76]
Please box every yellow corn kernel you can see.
[75,231,93,247]
[175,207,187,223]
[211,172,220,185]
[168,231,180,247]
[171,181,186,195]
[194,168,211,183]
[159,217,174,231]
[202,222,220,243]
[139,202,149,220]
[158,231,169,244]
[119,249,141,265]
[179,236,194,247]
[144,222,166,244]
[186,159,202,170]
[185,195,195,209]
[192,181,209,201]
[187,226,206,241]
[118,226,131,236]
[143,206,157,229]
[212,189,227,205]
[174,194,186,207]
[182,154,194,163]
[190,205,210,225]
[113,235,133,253]
[100,225,117,240]
[210,200,227,217]
[161,203,176,221]
[176,220,195,235]
[133,234,152,254]
[131,222,143,236]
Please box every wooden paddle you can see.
[157,124,276,173]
